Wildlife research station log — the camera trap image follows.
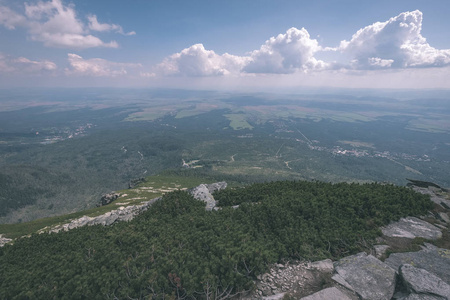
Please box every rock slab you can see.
[399,264,450,299]
[381,217,442,240]
[333,252,396,300]
[386,243,450,285]
[301,287,352,300]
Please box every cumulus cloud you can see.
[244,27,327,73]
[0,0,134,49]
[0,53,57,74]
[157,28,328,77]
[66,53,141,77]
[156,43,250,76]
[339,10,450,69]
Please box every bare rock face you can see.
[301,287,352,300]
[386,243,450,285]
[0,234,13,247]
[399,264,450,299]
[412,186,450,209]
[189,182,227,211]
[332,252,397,300]
[381,217,442,240]
[42,197,162,233]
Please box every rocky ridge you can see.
[33,182,227,234]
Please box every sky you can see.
[0,0,450,91]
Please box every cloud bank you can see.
[157,10,450,77]
[66,54,141,77]
[0,53,57,74]
[0,0,134,49]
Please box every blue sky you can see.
[1,0,449,90]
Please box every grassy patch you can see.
[224,114,254,130]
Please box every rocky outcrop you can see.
[39,182,227,234]
[42,197,162,233]
[412,186,450,209]
[386,243,450,285]
[128,177,145,189]
[188,182,227,211]
[0,234,12,247]
[98,192,120,206]
[301,287,352,300]
[399,264,450,299]
[381,217,442,240]
[332,252,397,300]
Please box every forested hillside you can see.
[0,181,432,299]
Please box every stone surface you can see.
[385,243,450,284]
[308,259,334,273]
[399,264,450,299]
[401,294,445,300]
[381,217,442,240]
[189,182,227,211]
[373,245,390,258]
[41,196,162,234]
[333,252,396,300]
[301,287,352,300]
[412,186,450,209]
[438,212,449,223]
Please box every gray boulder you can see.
[301,287,352,300]
[381,217,442,240]
[386,243,450,284]
[399,264,450,299]
[332,252,396,300]
[438,212,449,223]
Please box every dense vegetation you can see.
[0,181,432,299]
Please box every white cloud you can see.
[88,14,136,36]
[0,0,134,49]
[156,43,250,76]
[157,28,327,77]
[339,10,450,69]
[66,53,141,77]
[0,53,57,74]
[243,27,327,73]
[0,5,26,29]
